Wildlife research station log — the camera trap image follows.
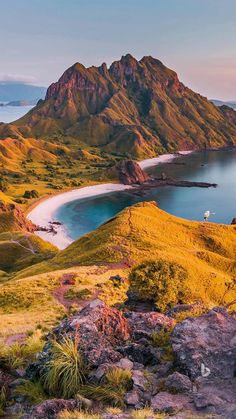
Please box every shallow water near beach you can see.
[55,150,236,241]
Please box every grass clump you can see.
[0,330,44,369]
[59,411,102,419]
[151,328,174,361]
[40,336,88,398]
[80,367,132,407]
[131,408,165,419]
[0,386,7,416]
[58,407,165,419]
[129,260,189,312]
[14,380,47,405]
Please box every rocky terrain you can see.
[1,54,236,159]
[107,159,151,185]
[1,299,235,418]
[0,201,36,233]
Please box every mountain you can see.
[4,54,236,159]
[211,99,236,109]
[0,82,46,103]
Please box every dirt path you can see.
[10,234,36,254]
[52,273,100,311]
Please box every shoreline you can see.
[27,183,133,249]
[27,151,191,249]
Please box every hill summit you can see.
[6,54,236,158]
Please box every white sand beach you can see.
[27,183,133,249]
[140,151,193,169]
[27,152,193,249]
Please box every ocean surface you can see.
[55,149,236,241]
[0,105,33,123]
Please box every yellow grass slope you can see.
[16,201,236,308]
[0,136,68,172]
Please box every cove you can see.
[55,150,236,241]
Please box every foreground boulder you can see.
[171,308,236,379]
[36,299,130,370]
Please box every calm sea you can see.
[55,149,236,241]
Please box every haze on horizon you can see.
[1,0,236,101]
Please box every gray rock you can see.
[151,391,190,413]
[132,369,149,390]
[164,372,192,393]
[193,377,236,417]
[116,357,134,370]
[171,308,236,379]
[125,311,174,339]
[124,388,142,407]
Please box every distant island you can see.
[0,99,39,107]
[211,99,236,109]
[0,81,46,103]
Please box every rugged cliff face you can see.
[3,54,236,158]
[107,159,151,185]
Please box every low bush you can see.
[129,260,189,312]
[151,328,174,361]
[23,190,39,199]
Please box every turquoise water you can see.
[55,150,236,241]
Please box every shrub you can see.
[129,260,189,312]
[150,328,174,361]
[23,190,39,199]
[0,177,8,192]
[40,336,88,398]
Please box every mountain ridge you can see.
[1,54,236,158]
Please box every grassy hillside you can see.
[0,201,235,342]
[13,202,236,309]
[0,232,57,273]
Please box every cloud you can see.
[0,73,37,84]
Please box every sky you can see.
[0,0,236,100]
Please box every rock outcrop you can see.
[25,300,236,418]
[0,201,36,233]
[171,308,236,380]
[111,159,151,185]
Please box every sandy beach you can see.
[27,183,133,249]
[140,151,193,169]
[27,152,192,249]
